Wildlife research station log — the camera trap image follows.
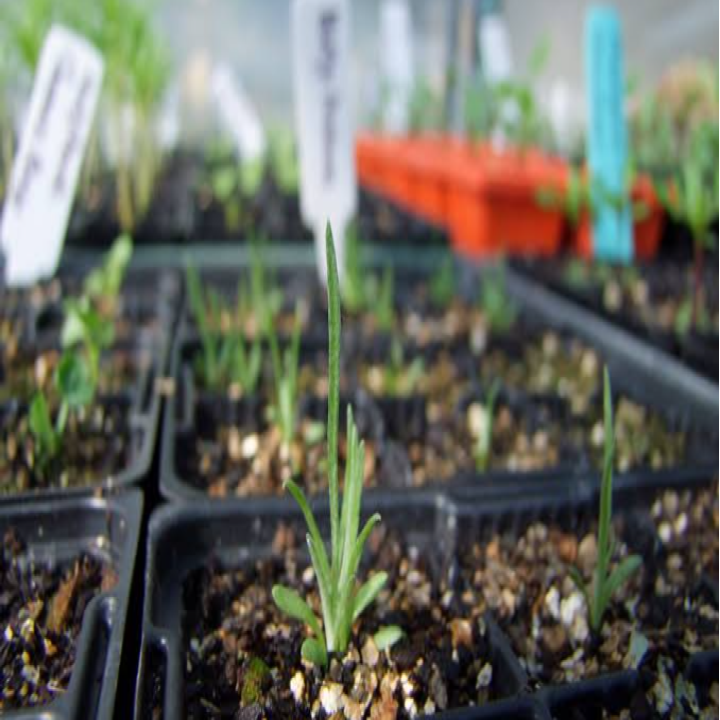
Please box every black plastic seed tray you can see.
[0,335,163,505]
[159,256,717,502]
[134,474,717,719]
[503,265,718,425]
[0,490,142,720]
[510,259,719,382]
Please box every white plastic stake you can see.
[1,26,104,287]
[211,64,267,162]
[478,14,513,83]
[380,0,414,134]
[292,0,357,285]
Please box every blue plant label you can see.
[584,5,633,263]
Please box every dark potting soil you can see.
[476,330,690,472]
[465,483,718,715]
[182,524,498,720]
[0,399,131,494]
[0,529,116,710]
[178,391,388,498]
[1,346,142,405]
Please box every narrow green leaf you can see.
[56,352,94,409]
[29,393,57,459]
[301,638,327,667]
[325,222,341,574]
[338,405,357,570]
[568,565,591,624]
[283,480,330,574]
[307,534,333,635]
[374,625,403,652]
[600,554,642,613]
[345,513,382,588]
[353,571,387,621]
[271,585,323,639]
[597,368,615,587]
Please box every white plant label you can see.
[478,15,513,83]
[1,26,104,286]
[380,0,414,133]
[211,64,266,162]
[292,0,356,284]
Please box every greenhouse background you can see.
[0,1,718,719]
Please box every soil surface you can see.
[0,529,117,710]
[0,399,132,494]
[182,525,498,719]
[465,483,718,716]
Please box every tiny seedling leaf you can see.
[601,554,642,610]
[29,393,57,459]
[271,586,323,640]
[56,353,94,408]
[353,571,387,622]
[301,638,327,667]
[374,625,403,652]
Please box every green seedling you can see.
[383,338,424,398]
[185,264,220,385]
[371,267,395,333]
[473,380,500,473]
[268,126,299,195]
[272,223,402,667]
[249,238,283,335]
[83,233,133,303]
[569,368,641,633]
[475,36,552,150]
[29,352,94,468]
[185,265,262,393]
[480,265,518,332]
[659,123,719,333]
[211,164,244,231]
[61,299,115,391]
[408,78,446,133]
[429,255,455,309]
[536,167,593,230]
[267,309,302,448]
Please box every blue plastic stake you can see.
[585,6,633,263]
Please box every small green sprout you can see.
[29,352,94,469]
[383,338,424,398]
[473,380,500,473]
[429,255,455,309]
[272,223,401,667]
[61,299,114,391]
[659,123,718,333]
[267,308,302,447]
[185,265,263,394]
[536,167,592,230]
[211,164,244,231]
[83,234,133,303]
[249,238,283,335]
[569,368,641,633]
[480,264,518,332]
[268,127,299,195]
[372,267,394,333]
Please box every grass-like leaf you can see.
[353,571,387,621]
[571,367,641,632]
[272,222,402,667]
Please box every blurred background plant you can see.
[0,0,170,231]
